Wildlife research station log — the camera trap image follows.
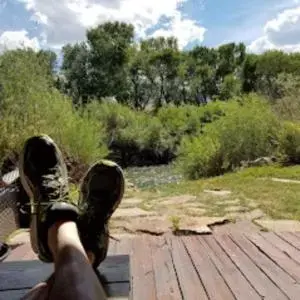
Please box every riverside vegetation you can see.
[1,22,300,219]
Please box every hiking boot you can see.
[78,160,124,268]
[19,135,78,263]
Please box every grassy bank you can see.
[127,165,300,220]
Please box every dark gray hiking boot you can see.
[78,160,124,268]
[19,135,78,263]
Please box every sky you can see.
[1,0,300,54]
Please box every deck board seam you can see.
[244,234,299,283]
[164,236,184,299]
[196,236,238,300]
[213,235,266,299]
[180,237,210,299]
[230,234,294,299]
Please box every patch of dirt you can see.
[224,206,248,213]
[254,219,300,232]
[184,208,207,216]
[120,198,143,208]
[204,189,232,196]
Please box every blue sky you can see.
[1,0,300,53]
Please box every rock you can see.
[272,178,300,184]
[176,226,212,234]
[121,198,143,206]
[113,208,157,218]
[242,157,277,168]
[243,209,266,221]
[204,190,232,196]
[212,220,261,234]
[126,181,136,189]
[255,220,300,232]
[159,195,197,206]
[112,216,170,235]
[179,217,229,234]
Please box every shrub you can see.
[177,95,281,179]
[0,50,108,170]
[279,122,300,164]
[86,101,167,165]
[177,135,223,179]
[210,96,280,170]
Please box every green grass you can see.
[128,165,300,220]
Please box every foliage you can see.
[210,96,280,170]
[273,74,300,121]
[57,22,300,111]
[279,122,300,164]
[177,135,223,179]
[0,50,108,168]
[85,101,229,166]
[177,96,281,179]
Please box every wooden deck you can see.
[3,232,300,299]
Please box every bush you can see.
[86,101,168,166]
[210,96,280,170]
[0,50,108,170]
[279,122,300,164]
[177,135,222,179]
[177,95,281,179]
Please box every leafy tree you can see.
[61,43,91,104]
[87,22,134,101]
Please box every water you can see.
[125,165,183,189]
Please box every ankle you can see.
[48,221,84,260]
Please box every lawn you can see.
[125,165,300,220]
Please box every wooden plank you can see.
[200,235,260,300]
[291,232,300,240]
[277,232,300,251]
[0,289,30,300]
[131,236,156,300]
[107,239,117,256]
[261,232,300,265]
[233,234,300,300]
[246,233,300,283]
[0,283,129,300]
[115,238,133,256]
[166,236,208,300]
[0,255,129,290]
[215,234,287,300]
[150,237,182,300]
[182,236,235,300]
[4,244,30,262]
[104,282,130,298]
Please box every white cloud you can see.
[0,30,40,53]
[249,5,300,53]
[150,12,206,49]
[18,0,203,48]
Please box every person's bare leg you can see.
[47,220,106,300]
[23,248,99,300]
[22,221,105,300]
